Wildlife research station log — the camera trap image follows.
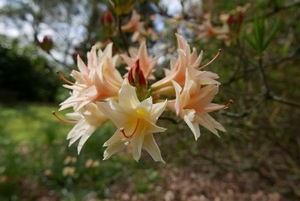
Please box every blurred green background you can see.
[0,0,300,200]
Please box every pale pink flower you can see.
[65,103,108,154]
[121,10,146,42]
[198,20,230,40]
[151,34,220,96]
[168,70,231,140]
[59,43,123,111]
[121,42,158,80]
[97,79,167,163]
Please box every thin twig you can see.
[257,56,271,98]
[270,95,300,108]
[223,45,300,85]
[118,16,131,57]
[245,0,300,22]
[159,116,179,124]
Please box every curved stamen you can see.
[52,111,77,124]
[120,119,140,138]
[57,71,74,85]
[199,49,222,69]
[217,100,233,111]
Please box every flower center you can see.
[136,108,148,118]
[120,119,140,138]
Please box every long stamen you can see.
[57,71,74,85]
[52,111,77,124]
[217,100,233,111]
[199,49,222,69]
[120,119,140,138]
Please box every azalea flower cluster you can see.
[55,34,231,163]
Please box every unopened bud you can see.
[135,61,147,87]
[100,10,114,25]
[127,59,147,88]
[128,67,135,86]
[100,10,115,36]
[237,11,244,23]
[39,36,53,53]
[227,11,244,34]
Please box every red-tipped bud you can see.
[100,10,115,36]
[227,14,235,25]
[39,36,53,53]
[128,59,147,87]
[128,67,135,86]
[100,10,114,25]
[227,11,244,34]
[135,61,147,87]
[227,11,244,25]
[238,11,244,24]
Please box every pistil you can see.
[199,49,222,69]
[52,111,77,124]
[120,119,140,138]
[56,71,75,85]
[217,100,233,110]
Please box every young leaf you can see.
[263,18,280,50]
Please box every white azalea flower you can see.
[97,79,167,163]
[66,103,108,154]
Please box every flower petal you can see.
[131,129,145,161]
[103,131,126,160]
[183,110,201,140]
[118,79,140,109]
[143,134,165,163]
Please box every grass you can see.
[0,103,164,200]
[0,102,299,200]
[0,103,72,144]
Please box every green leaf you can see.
[263,18,280,50]
[244,34,257,50]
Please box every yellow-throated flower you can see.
[97,78,167,163]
